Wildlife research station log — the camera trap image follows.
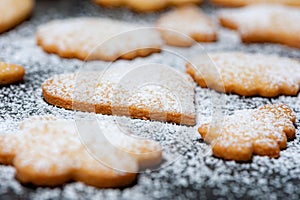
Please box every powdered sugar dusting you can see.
[218,4,300,35]
[0,62,22,74]
[3,117,142,175]
[156,5,217,43]
[190,52,300,95]
[37,17,163,60]
[42,63,196,117]
[0,0,300,199]
[202,104,295,149]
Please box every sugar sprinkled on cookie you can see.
[218,4,300,48]
[0,116,162,187]
[186,52,300,97]
[198,104,296,161]
[42,64,196,125]
[156,5,218,47]
[0,0,34,33]
[93,0,202,12]
[0,62,25,85]
[211,0,300,7]
[36,17,162,61]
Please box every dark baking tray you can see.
[0,0,300,199]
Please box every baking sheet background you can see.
[0,0,300,199]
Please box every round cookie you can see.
[0,62,25,85]
[0,0,34,33]
[186,52,300,97]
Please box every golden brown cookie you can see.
[36,18,162,61]
[0,116,162,187]
[218,4,300,48]
[0,0,34,33]
[211,0,300,7]
[198,104,296,161]
[156,5,218,47]
[42,64,196,125]
[93,0,202,12]
[186,52,300,97]
[0,62,25,85]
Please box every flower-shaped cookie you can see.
[218,4,300,48]
[156,5,218,47]
[37,18,162,61]
[198,104,296,161]
[211,0,300,7]
[186,52,300,97]
[0,116,162,187]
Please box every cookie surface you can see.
[218,4,300,48]
[186,52,300,97]
[0,0,34,33]
[156,5,218,47]
[36,17,162,61]
[211,0,300,7]
[0,116,162,187]
[198,104,296,161]
[93,0,202,12]
[0,62,25,85]
[42,64,196,125]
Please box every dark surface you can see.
[0,0,300,199]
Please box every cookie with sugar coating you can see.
[198,104,296,161]
[42,64,196,126]
[0,0,34,33]
[36,17,162,61]
[0,62,25,85]
[156,5,218,47]
[93,0,202,12]
[186,52,300,97]
[211,0,300,7]
[0,116,162,187]
[218,4,300,48]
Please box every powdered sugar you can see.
[156,5,217,44]
[190,52,300,95]
[202,104,295,149]
[0,63,21,73]
[218,4,300,35]
[37,17,163,61]
[0,0,300,199]
[0,117,163,175]
[42,63,196,120]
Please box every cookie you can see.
[156,5,218,47]
[93,0,202,12]
[218,4,300,48]
[0,0,34,33]
[0,116,162,187]
[42,64,196,125]
[186,52,300,97]
[0,62,25,85]
[36,17,162,61]
[211,0,300,7]
[198,104,296,161]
